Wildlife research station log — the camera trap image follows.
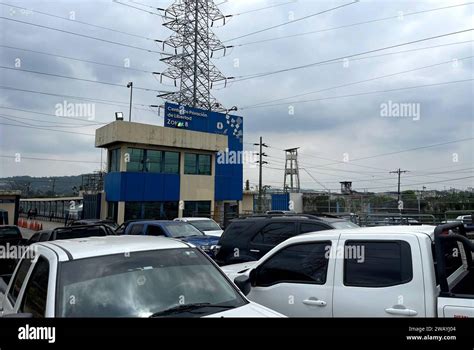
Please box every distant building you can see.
[95,106,244,224]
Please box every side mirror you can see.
[234,275,251,296]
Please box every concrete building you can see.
[95,119,243,224]
[0,190,21,225]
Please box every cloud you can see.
[0,0,472,191]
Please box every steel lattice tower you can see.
[157,0,231,111]
[284,148,301,193]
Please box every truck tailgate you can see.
[438,297,474,317]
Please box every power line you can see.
[231,1,296,16]
[0,65,162,92]
[233,2,474,47]
[243,56,473,109]
[0,2,157,41]
[112,0,163,16]
[0,16,165,53]
[230,28,474,82]
[0,154,101,164]
[0,113,102,128]
[0,45,158,74]
[240,78,474,109]
[0,120,96,136]
[215,39,473,89]
[0,85,155,111]
[224,0,359,42]
[0,106,107,125]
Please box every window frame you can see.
[8,256,34,305]
[19,256,50,318]
[255,241,332,287]
[184,153,212,175]
[343,239,413,288]
[251,222,297,246]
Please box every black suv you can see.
[215,214,358,265]
[26,224,115,245]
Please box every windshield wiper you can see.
[149,303,233,317]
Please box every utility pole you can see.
[390,168,409,211]
[254,137,268,213]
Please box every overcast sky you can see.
[0,0,473,193]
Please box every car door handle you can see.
[249,249,260,253]
[303,298,327,307]
[385,307,418,316]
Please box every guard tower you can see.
[283,148,300,193]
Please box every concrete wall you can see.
[96,121,227,152]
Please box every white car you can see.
[0,236,282,318]
[223,223,474,317]
[174,217,224,237]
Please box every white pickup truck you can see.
[224,223,474,317]
[0,236,282,318]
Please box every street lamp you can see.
[115,112,124,121]
[127,82,133,122]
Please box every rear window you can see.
[221,221,254,241]
[344,240,413,287]
[55,227,107,240]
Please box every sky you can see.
[0,0,473,193]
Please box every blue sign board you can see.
[164,102,243,201]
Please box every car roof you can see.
[130,220,179,224]
[232,215,346,223]
[298,225,436,241]
[36,235,191,262]
[179,217,212,221]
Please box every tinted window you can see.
[344,240,413,287]
[20,257,49,317]
[300,223,327,234]
[146,225,166,236]
[9,256,33,304]
[55,228,106,240]
[163,151,179,174]
[108,148,121,172]
[0,227,21,238]
[39,232,51,242]
[29,233,41,243]
[252,222,295,245]
[256,243,331,287]
[184,153,211,175]
[129,224,145,235]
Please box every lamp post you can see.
[127,82,133,122]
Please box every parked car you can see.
[174,217,223,237]
[215,214,359,265]
[68,219,118,230]
[0,226,23,274]
[123,220,220,257]
[223,222,474,317]
[0,236,283,318]
[26,224,115,245]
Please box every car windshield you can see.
[188,220,221,232]
[57,248,247,317]
[163,223,204,238]
[0,227,20,238]
[331,221,360,229]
